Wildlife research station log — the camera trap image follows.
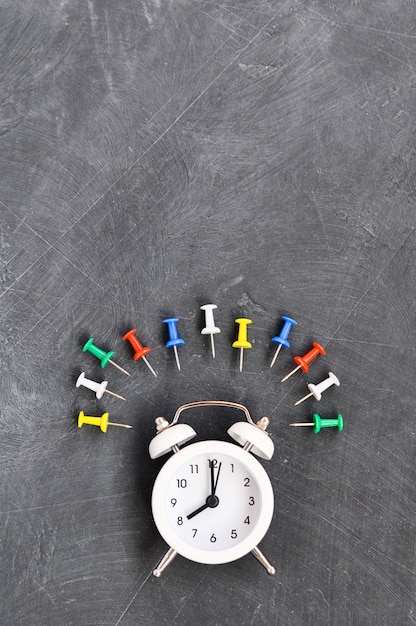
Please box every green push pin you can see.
[290,413,343,433]
[78,411,132,433]
[83,338,130,376]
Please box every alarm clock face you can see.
[151,440,274,565]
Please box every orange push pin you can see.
[122,328,158,378]
[77,411,132,433]
[232,318,252,371]
[281,342,326,383]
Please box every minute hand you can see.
[212,461,222,495]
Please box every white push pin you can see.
[200,304,221,358]
[295,372,340,406]
[76,372,126,401]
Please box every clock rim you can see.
[151,440,274,565]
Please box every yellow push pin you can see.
[232,318,252,371]
[77,411,132,433]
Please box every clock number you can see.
[244,516,251,525]
[244,477,250,487]
[176,479,187,488]
[170,498,177,507]
[249,496,255,506]
[208,459,218,468]
[192,529,198,538]
[231,529,237,539]
[189,464,199,474]
[177,517,183,525]
[230,463,234,473]
[210,533,217,543]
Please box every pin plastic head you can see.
[307,372,340,401]
[312,413,343,433]
[83,337,114,367]
[271,316,297,349]
[232,318,252,350]
[123,328,151,360]
[82,337,129,376]
[163,318,185,348]
[293,341,326,372]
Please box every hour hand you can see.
[187,502,210,520]
[186,491,220,520]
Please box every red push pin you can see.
[281,341,326,383]
[122,328,158,378]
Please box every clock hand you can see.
[187,502,210,520]
[212,462,222,495]
[187,461,221,520]
[210,459,215,496]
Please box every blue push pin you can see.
[163,318,185,371]
[270,315,297,368]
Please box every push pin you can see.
[83,338,130,376]
[290,413,343,433]
[281,341,326,382]
[201,304,221,358]
[232,318,252,372]
[163,318,185,371]
[294,372,340,406]
[78,411,132,432]
[76,372,126,401]
[270,316,297,368]
[122,328,158,378]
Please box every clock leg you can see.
[153,547,178,577]
[251,546,276,575]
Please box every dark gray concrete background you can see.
[1,1,415,624]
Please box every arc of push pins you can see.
[294,372,340,406]
[290,413,343,433]
[201,304,221,358]
[281,341,326,382]
[163,318,185,371]
[122,329,158,378]
[76,372,126,401]
[270,316,297,368]
[232,318,252,372]
[82,338,130,376]
[78,411,132,432]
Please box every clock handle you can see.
[171,400,256,425]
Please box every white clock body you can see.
[151,440,274,565]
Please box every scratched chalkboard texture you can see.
[1,0,415,625]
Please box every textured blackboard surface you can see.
[1,1,415,625]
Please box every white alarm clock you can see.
[149,401,275,577]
